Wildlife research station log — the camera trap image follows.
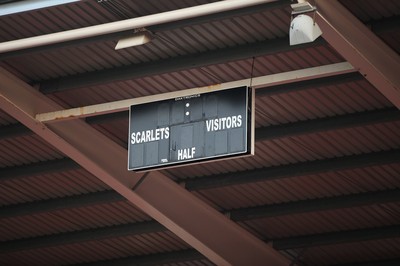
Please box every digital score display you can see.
[128,86,253,171]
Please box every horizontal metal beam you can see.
[0,221,165,253]
[0,0,281,53]
[0,67,358,139]
[256,72,362,97]
[0,0,290,60]
[0,0,79,16]
[0,7,397,61]
[3,184,400,223]
[75,249,205,266]
[333,258,400,266]
[185,149,400,191]
[273,225,400,250]
[256,107,400,141]
[0,190,123,218]
[0,123,31,139]
[229,188,400,221]
[2,108,399,183]
[4,201,400,254]
[0,158,79,181]
[2,107,399,181]
[82,71,362,124]
[38,37,326,93]
[36,62,354,122]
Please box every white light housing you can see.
[115,31,152,50]
[289,14,322,46]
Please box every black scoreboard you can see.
[128,86,253,171]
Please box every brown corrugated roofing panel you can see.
[0,135,64,168]
[0,168,109,205]
[0,0,399,265]
[239,203,400,239]
[193,162,400,211]
[299,238,400,265]
[0,232,192,265]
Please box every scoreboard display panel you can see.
[128,86,253,171]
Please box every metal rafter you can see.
[229,188,400,221]
[0,0,291,60]
[38,38,326,93]
[0,221,165,253]
[185,149,400,191]
[315,0,400,108]
[3,211,400,254]
[0,70,361,140]
[332,258,400,266]
[0,67,288,265]
[0,0,282,53]
[74,249,205,266]
[2,108,399,183]
[36,62,354,123]
[2,185,400,222]
[273,225,400,250]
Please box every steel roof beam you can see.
[0,190,123,218]
[0,221,165,253]
[185,149,400,191]
[332,258,400,266]
[255,107,400,141]
[3,214,400,254]
[256,72,362,97]
[273,225,400,250]
[0,158,79,181]
[0,122,31,139]
[36,62,354,122]
[0,67,288,266]
[315,0,400,108]
[2,107,399,181]
[74,249,205,266]
[38,38,326,93]
[1,108,399,183]
[229,188,400,221]
[3,185,400,222]
[0,68,364,140]
[0,0,282,54]
[0,0,290,60]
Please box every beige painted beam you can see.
[0,66,289,265]
[36,62,354,123]
[0,0,278,53]
[315,0,400,109]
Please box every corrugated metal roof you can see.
[0,135,64,167]
[0,0,399,265]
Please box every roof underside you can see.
[1,0,400,265]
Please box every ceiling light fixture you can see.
[115,29,153,50]
[289,2,322,46]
